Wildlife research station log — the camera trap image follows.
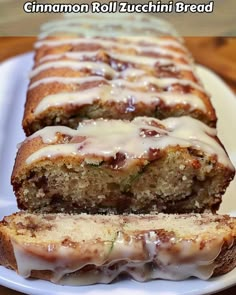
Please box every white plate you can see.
[0,53,236,295]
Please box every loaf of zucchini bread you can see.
[23,14,216,135]
[0,212,235,285]
[12,116,234,214]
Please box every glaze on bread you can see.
[23,14,216,135]
[0,212,235,285]
[4,15,236,287]
[12,117,234,214]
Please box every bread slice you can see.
[0,212,235,285]
[12,117,234,214]
[23,15,216,135]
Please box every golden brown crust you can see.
[12,136,48,183]
[0,220,17,270]
[214,241,236,276]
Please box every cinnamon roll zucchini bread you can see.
[12,117,234,214]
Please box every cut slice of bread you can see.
[12,117,234,214]
[0,212,235,285]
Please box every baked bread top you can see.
[23,14,216,135]
[16,116,234,171]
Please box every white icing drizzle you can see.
[35,36,185,51]
[39,51,100,62]
[33,85,206,116]
[11,213,233,285]
[29,76,105,90]
[25,117,233,169]
[29,75,203,92]
[30,58,192,79]
[38,43,187,62]
[30,61,117,78]
[29,125,79,144]
[113,77,203,91]
[38,51,186,67]
[120,68,146,78]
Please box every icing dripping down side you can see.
[12,241,220,285]
[11,211,232,286]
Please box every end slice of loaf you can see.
[0,212,236,285]
[12,117,234,214]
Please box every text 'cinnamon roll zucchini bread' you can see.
[0,212,236,285]
[23,14,216,136]
[12,116,234,214]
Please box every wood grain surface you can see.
[185,37,236,93]
[0,35,236,295]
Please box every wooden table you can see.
[0,37,236,295]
